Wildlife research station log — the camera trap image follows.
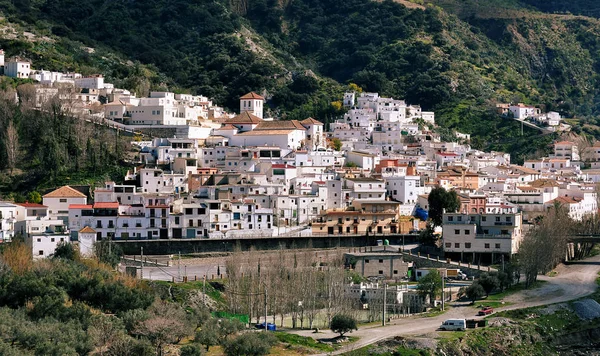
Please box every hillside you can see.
[3,0,600,163]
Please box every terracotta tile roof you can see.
[17,203,47,208]
[272,164,295,169]
[555,141,574,145]
[93,202,119,209]
[220,124,238,130]
[43,186,87,198]
[300,117,324,125]
[254,120,306,131]
[530,179,559,188]
[551,196,581,205]
[225,111,263,125]
[236,129,296,136]
[240,92,265,100]
[69,204,93,209]
[79,226,96,233]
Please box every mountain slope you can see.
[4,0,600,162]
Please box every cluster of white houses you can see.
[1,84,599,263]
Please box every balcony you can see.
[475,234,512,239]
[122,223,129,228]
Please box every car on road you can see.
[478,306,494,316]
[440,319,466,331]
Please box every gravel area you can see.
[572,299,600,320]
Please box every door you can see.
[160,229,168,239]
[172,228,182,239]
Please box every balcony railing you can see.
[475,234,512,239]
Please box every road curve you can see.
[297,254,600,355]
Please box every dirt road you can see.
[295,254,600,355]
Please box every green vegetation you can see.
[330,314,358,337]
[427,187,461,227]
[416,270,443,305]
[274,332,335,352]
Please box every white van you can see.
[440,319,466,331]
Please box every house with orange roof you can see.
[43,186,87,224]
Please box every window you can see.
[365,259,369,263]
[457,216,462,221]
[448,216,453,222]
[464,230,470,235]
[393,270,398,275]
[59,198,67,203]
[51,238,55,242]
[465,243,471,248]
[38,250,44,256]
[454,243,460,248]
[501,230,509,235]
[505,217,511,222]
[482,216,487,221]
[454,229,460,234]
[495,243,501,249]
[379,259,383,263]
[378,270,383,275]
[495,217,500,222]
[485,243,490,249]
[445,243,451,248]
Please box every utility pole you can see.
[442,276,445,311]
[140,247,144,279]
[178,251,181,282]
[264,287,268,332]
[382,283,387,326]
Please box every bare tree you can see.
[4,120,18,174]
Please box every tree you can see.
[478,273,500,297]
[26,191,42,204]
[427,186,461,227]
[416,270,443,305]
[195,322,219,351]
[88,315,126,356]
[465,282,485,303]
[223,332,277,356]
[134,302,194,356]
[4,120,18,175]
[330,138,342,151]
[330,314,357,337]
[519,202,573,288]
[180,344,204,356]
[93,241,123,268]
[53,242,77,260]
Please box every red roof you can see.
[437,152,459,157]
[240,92,265,100]
[272,164,295,169]
[69,204,93,209]
[17,202,47,208]
[314,181,326,185]
[93,202,119,209]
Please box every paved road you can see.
[294,254,600,355]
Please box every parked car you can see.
[440,319,466,331]
[478,307,494,316]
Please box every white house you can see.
[0,202,18,242]
[442,212,523,262]
[5,58,31,78]
[385,175,423,205]
[509,104,540,120]
[25,222,70,259]
[43,186,88,224]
